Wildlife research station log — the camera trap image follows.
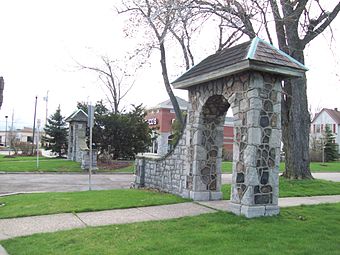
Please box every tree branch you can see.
[302,2,340,46]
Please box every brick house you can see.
[146,97,234,156]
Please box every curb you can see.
[0,245,9,255]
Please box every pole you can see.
[88,104,94,191]
[4,116,8,147]
[44,90,49,127]
[32,96,38,154]
[37,119,41,168]
[9,111,14,156]
[89,121,93,191]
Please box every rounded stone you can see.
[261,185,272,193]
[260,116,269,127]
[262,136,269,144]
[263,100,273,112]
[260,171,269,184]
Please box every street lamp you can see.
[4,115,8,147]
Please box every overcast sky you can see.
[0,0,339,130]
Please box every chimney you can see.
[335,108,338,112]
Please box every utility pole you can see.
[32,96,38,154]
[88,104,94,191]
[43,90,49,126]
[9,111,14,156]
[37,119,41,168]
[4,115,8,147]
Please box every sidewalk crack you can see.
[73,213,88,227]
[135,207,161,220]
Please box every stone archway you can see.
[200,95,230,192]
[135,37,307,218]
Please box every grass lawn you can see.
[0,189,187,219]
[222,161,340,173]
[1,203,340,255]
[0,155,135,173]
[0,158,82,172]
[1,178,340,219]
[222,177,340,200]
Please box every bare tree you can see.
[118,0,199,127]
[77,56,134,114]
[193,0,340,179]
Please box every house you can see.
[0,127,34,146]
[310,108,340,147]
[145,97,234,156]
[145,96,189,155]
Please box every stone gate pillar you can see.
[137,37,307,218]
[228,72,282,217]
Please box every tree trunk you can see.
[282,75,313,179]
[159,42,184,127]
[281,44,313,179]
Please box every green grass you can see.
[1,177,340,219]
[222,161,340,173]
[0,158,82,172]
[0,155,135,173]
[0,155,56,161]
[0,189,187,219]
[221,177,340,200]
[2,203,340,255]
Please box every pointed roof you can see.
[66,109,88,123]
[151,96,189,110]
[172,37,308,89]
[312,108,340,124]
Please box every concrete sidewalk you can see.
[1,195,340,242]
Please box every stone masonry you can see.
[66,109,97,170]
[136,71,281,213]
[135,37,307,218]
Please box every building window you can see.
[168,134,174,152]
[334,124,337,133]
[313,124,316,133]
[316,124,321,133]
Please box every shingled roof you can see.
[172,37,307,89]
[153,96,189,110]
[312,108,340,124]
[66,109,88,123]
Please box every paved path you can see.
[312,172,340,182]
[0,173,134,195]
[0,195,340,242]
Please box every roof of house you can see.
[66,109,88,123]
[224,117,234,125]
[312,108,340,124]
[172,37,307,89]
[150,96,189,111]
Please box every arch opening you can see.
[199,95,230,192]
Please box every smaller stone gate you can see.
[135,37,307,218]
[66,109,97,170]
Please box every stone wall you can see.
[135,71,282,217]
[81,150,98,170]
[135,130,188,196]
[228,72,281,217]
[68,122,88,162]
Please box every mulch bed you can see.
[97,160,132,170]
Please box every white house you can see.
[311,108,340,147]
